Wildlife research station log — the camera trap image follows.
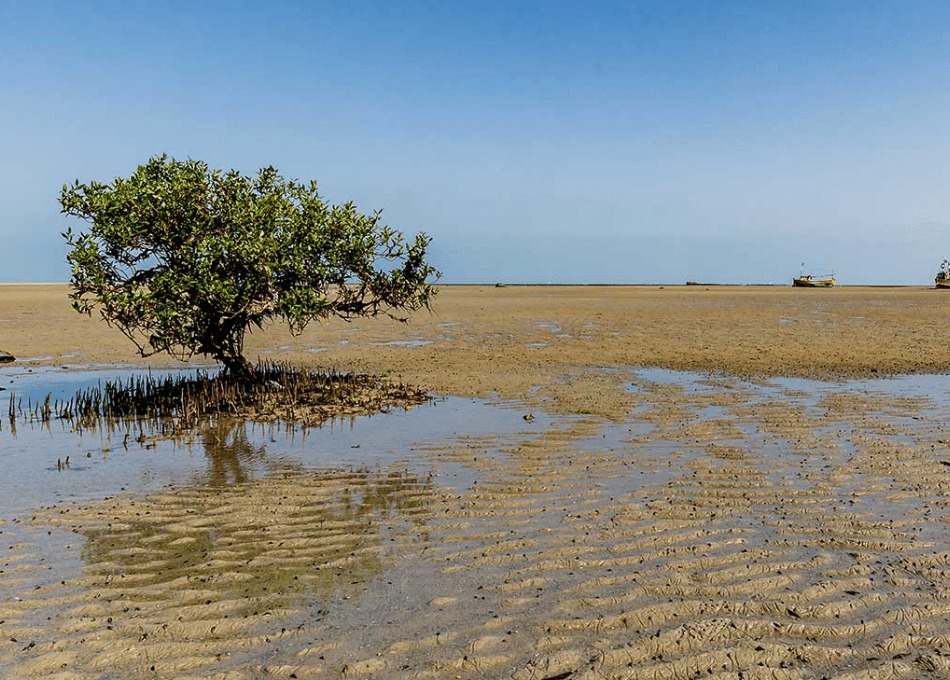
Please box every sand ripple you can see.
[4,375,950,677]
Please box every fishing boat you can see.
[792,274,836,287]
[936,260,950,288]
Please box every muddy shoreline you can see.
[4,284,950,418]
[3,285,950,678]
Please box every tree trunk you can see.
[220,353,255,381]
[203,321,253,381]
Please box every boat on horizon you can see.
[792,274,836,287]
[936,260,950,289]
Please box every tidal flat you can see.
[2,285,950,678]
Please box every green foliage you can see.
[61,155,439,373]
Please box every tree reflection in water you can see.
[200,419,268,486]
[75,430,434,628]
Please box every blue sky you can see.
[2,1,949,284]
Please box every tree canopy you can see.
[62,155,439,374]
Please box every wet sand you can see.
[3,283,950,417]
[3,284,950,678]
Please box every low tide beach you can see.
[3,284,950,678]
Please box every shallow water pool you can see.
[0,366,549,518]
